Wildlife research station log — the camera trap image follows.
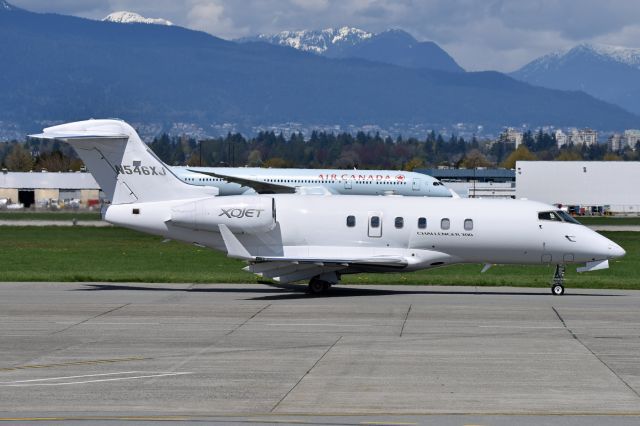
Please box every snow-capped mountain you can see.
[103,11,173,26]
[251,27,372,54]
[3,3,638,135]
[514,43,640,79]
[583,43,640,68]
[241,27,464,72]
[511,43,640,115]
[1,1,16,11]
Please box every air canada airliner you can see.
[31,119,626,296]
[171,166,453,197]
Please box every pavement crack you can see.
[153,304,272,380]
[400,304,412,337]
[552,306,640,400]
[271,336,342,412]
[51,303,130,335]
[226,304,271,336]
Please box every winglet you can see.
[218,224,253,260]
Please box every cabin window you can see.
[464,219,473,231]
[346,215,356,227]
[418,217,427,229]
[538,211,562,222]
[132,208,140,215]
[370,216,380,228]
[395,217,404,229]
[441,218,450,230]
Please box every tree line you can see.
[138,129,640,170]
[1,129,638,172]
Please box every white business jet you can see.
[171,166,453,197]
[31,119,625,296]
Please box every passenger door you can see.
[412,178,421,191]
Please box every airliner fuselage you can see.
[172,167,452,197]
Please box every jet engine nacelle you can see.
[171,196,276,234]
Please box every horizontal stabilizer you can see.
[29,131,128,141]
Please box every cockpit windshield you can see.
[556,210,581,224]
[538,211,562,221]
[538,210,581,224]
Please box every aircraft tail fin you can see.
[30,119,216,204]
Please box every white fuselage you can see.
[105,195,624,273]
[172,167,452,197]
[32,119,626,289]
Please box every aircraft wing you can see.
[218,224,407,283]
[244,256,407,284]
[187,169,296,194]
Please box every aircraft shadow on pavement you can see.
[75,283,621,300]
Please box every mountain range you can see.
[0,2,638,140]
[240,27,464,73]
[512,43,640,116]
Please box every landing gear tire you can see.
[308,278,330,296]
[550,264,566,296]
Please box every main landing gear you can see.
[551,264,565,296]
[308,277,331,295]
[307,272,339,296]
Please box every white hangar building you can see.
[0,171,101,208]
[515,161,640,215]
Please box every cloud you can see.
[185,0,248,38]
[289,0,329,11]
[9,0,640,71]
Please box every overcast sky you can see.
[11,0,640,72]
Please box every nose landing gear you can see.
[551,264,565,296]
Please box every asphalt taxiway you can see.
[1,282,639,425]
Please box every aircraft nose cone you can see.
[435,185,453,197]
[609,242,626,258]
[439,188,452,197]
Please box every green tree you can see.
[556,149,583,161]
[263,157,291,168]
[460,149,493,168]
[35,150,82,172]
[5,143,33,171]
[247,150,263,166]
[501,145,537,169]
[603,153,623,161]
[404,156,425,171]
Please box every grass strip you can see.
[0,212,102,221]
[0,226,635,289]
